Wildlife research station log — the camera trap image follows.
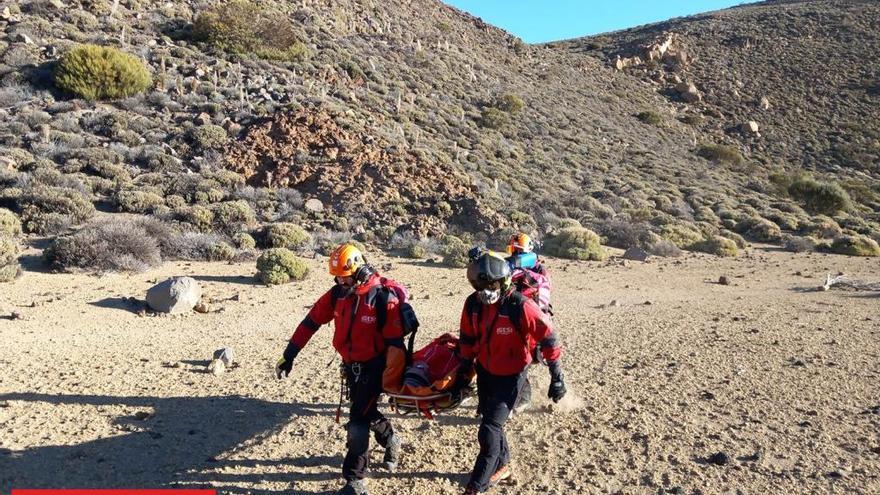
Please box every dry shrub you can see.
[45,217,166,272]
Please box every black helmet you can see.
[467,252,512,292]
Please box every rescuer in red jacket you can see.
[275,244,406,495]
[457,252,567,495]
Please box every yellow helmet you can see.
[328,244,366,278]
[506,232,534,255]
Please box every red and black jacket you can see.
[289,274,405,365]
[458,291,562,376]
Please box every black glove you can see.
[547,360,566,403]
[275,342,300,380]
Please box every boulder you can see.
[622,247,650,262]
[146,277,202,314]
[304,198,324,213]
[676,82,701,103]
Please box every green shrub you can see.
[165,195,187,210]
[54,44,151,101]
[176,206,214,232]
[720,230,748,249]
[45,218,164,273]
[256,248,310,285]
[543,227,607,261]
[693,236,738,257]
[406,244,427,259]
[479,107,508,129]
[765,211,800,231]
[801,215,842,238]
[636,110,663,125]
[659,223,704,249]
[233,232,256,250]
[830,235,880,257]
[737,216,783,242]
[265,223,310,250]
[788,176,851,215]
[193,0,309,62]
[117,190,165,214]
[439,235,470,268]
[0,235,18,267]
[190,124,228,151]
[0,208,21,237]
[19,185,95,234]
[696,144,745,166]
[213,200,255,235]
[494,94,524,114]
[207,241,236,261]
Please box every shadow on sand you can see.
[0,393,465,494]
[0,393,339,494]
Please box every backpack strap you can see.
[502,291,529,345]
[376,284,419,365]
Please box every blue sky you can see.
[442,1,759,43]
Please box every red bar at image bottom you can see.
[12,491,216,495]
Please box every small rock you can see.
[304,198,324,213]
[134,411,151,421]
[380,263,393,272]
[207,359,226,375]
[740,121,760,135]
[10,312,22,320]
[718,276,730,285]
[194,302,211,314]
[195,112,212,126]
[609,299,619,307]
[708,451,730,465]
[0,157,15,171]
[0,7,11,20]
[759,96,771,110]
[146,277,202,314]
[212,348,235,368]
[15,34,34,44]
[643,300,653,305]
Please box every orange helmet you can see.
[328,243,366,278]
[507,232,534,255]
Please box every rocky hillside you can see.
[560,0,880,181]
[0,0,879,272]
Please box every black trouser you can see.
[342,355,394,481]
[467,364,527,492]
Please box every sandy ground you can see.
[1,246,879,495]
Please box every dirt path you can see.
[1,247,879,494]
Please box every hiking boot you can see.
[489,465,512,487]
[381,433,402,471]
[336,479,368,495]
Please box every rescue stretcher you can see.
[385,333,475,419]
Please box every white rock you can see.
[304,198,324,213]
[741,121,760,134]
[146,277,202,314]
